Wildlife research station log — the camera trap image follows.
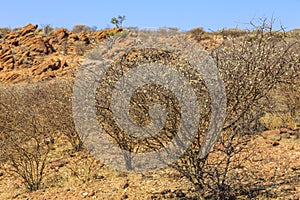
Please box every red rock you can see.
[95,31,107,41]
[79,33,90,44]
[280,127,288,133]
[34,65,49,75]
[45,70,55,78]
[0,27,126,83]
[88,191,95,197]
[53,28,69,40]
[15,52,30,65]
[5,73,20,81]
[30,38,48,54]
[261,129,281,141]
[3,57,14,70]
[0,52,13,62]
[48,159,69,169]
[69,33,79,41]
[20,32,35,42]
[60,58,68,67]
[20,24,38,36]
[4,31,18,40]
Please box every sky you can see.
[0,0,299,32]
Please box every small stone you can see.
[280,133,291,139]
[272,141,280,146]
[44,137,54,145]
[253,157,263,162]
[160,189,171,194]
[280,184,296,192]
[82,192,88,197]
[175,190,185,198]
[121,194,128,199]
[93,174,104,180]
[69,153,76,157]
[288,124,298,131]
[88,191,95,197]
[123,182,129,189]
[291,166,299,171]
[49,159,68,169]
[289,132,300,140]
[280,127,288,133]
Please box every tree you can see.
[110,15,126,28]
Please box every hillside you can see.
[0,23,299,199]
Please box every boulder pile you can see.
[0,24,123,83]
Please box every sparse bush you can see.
[217,28,247,39]
[72,24,93,33]
[74,41,90,56]
[91,26,98,31]
[45,80,84,151]
[157,27,179,34]
[126,26,139,32]
[40,24,53,36]
[259,112,298,130]
[167,27,179,33]
[65,151,96,183]
[188,27,206,41]
[289,28,300,37]
[0,27,11,38]
[272,53,300,121]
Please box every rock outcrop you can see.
[0,24,123,83]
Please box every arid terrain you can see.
[0,24,299,199]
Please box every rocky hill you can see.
[0,24,227,85]
[0,24,123,84]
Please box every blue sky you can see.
[1,0,299,31]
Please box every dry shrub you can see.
[0,85,52,191]
[188,27,212,41]
[173,20,299,199]
[217,28,247,39]
[72,24,93,33]
[0,27,11,38]
[259,32,300,128]
[44,79,83,151]
[86,19,299,199]
[0,79,83,190]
